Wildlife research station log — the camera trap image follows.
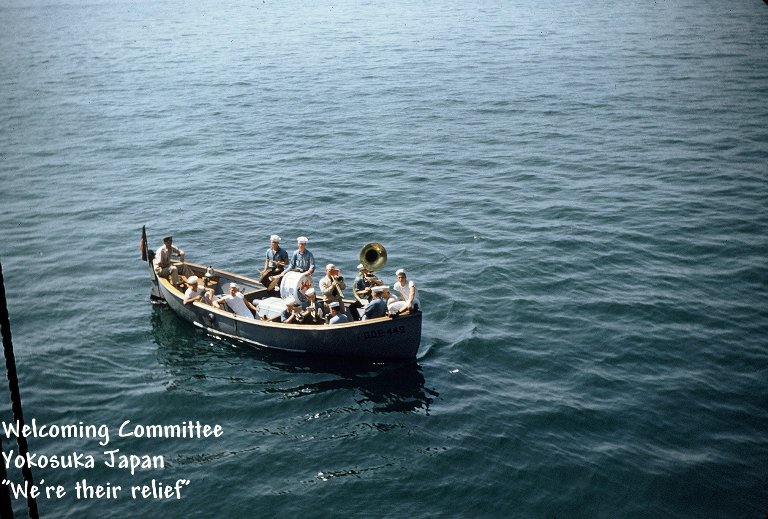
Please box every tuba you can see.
[359,242,387,272]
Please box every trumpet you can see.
[331,276,345,298]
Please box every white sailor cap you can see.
[305,287,315,296]
[187,275,199,284]
[270,234,281,242]
[357,263,365,270]
[326,263,338,271]
[372,285,388,294]
[284,296,296,306]
[329,301,341,309]
[297,236,309,244]
[395,268,406,276]
[229,282,238,289]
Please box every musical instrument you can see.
[353,243,387,304]
[280,271,312,300]
[299,304,322,324]
[331,275,345,298]
[359,242,387,272]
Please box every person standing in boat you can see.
[391,268,421,314]
[154,235,193,286]
[259,234,289,291]
[319,263,346,313]
[288,236,316,275]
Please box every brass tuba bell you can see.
[359,242,387,272]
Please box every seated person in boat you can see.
[295,284,310,310]
[288,236,316,275]
[213,282,258,319]
[270,236,316,290]
[259,234,289,292]
[390,268,421,315]
[362,285,389,320]
[298,287,325,324]
[319,263,346,312]
[280,296,302,324]
[353,263,383,300]
[183,276,215,305]
[350,263,381,319]
[154,235,193,285]
[328,301,349,325]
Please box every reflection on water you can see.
[264,362,437,414]
[149,304,205,355]
[150,306,437,414]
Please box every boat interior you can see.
[164,262,368,324]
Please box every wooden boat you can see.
[139,227,422,361]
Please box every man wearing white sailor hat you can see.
[260,234,289,291]
[362,285,390,320]
[353,262,382,302]
[328,301,349,325]
[288,236,316,275]
[280,296,301,324]
[298,287,325,324]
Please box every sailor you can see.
[298,287,325,324]
[214,282,258,319]
[391,268,420,314]
[328,301,349,325]
[346,263,368,319]
[288,236,316,275]
[182,276,215,306]
[154,236,193,286]
[353,263,381,300]
[260,234,289,291]
[362,285,389,320]
[280,296,301,324]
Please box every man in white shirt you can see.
[183,276,215,306]
[214,283,258,318]
[391,268,421,314]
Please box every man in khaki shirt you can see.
[154,236,192,285]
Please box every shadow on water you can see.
[149,306,438,414]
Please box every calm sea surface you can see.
[1,0,767,517]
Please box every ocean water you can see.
[1,0,767,517]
